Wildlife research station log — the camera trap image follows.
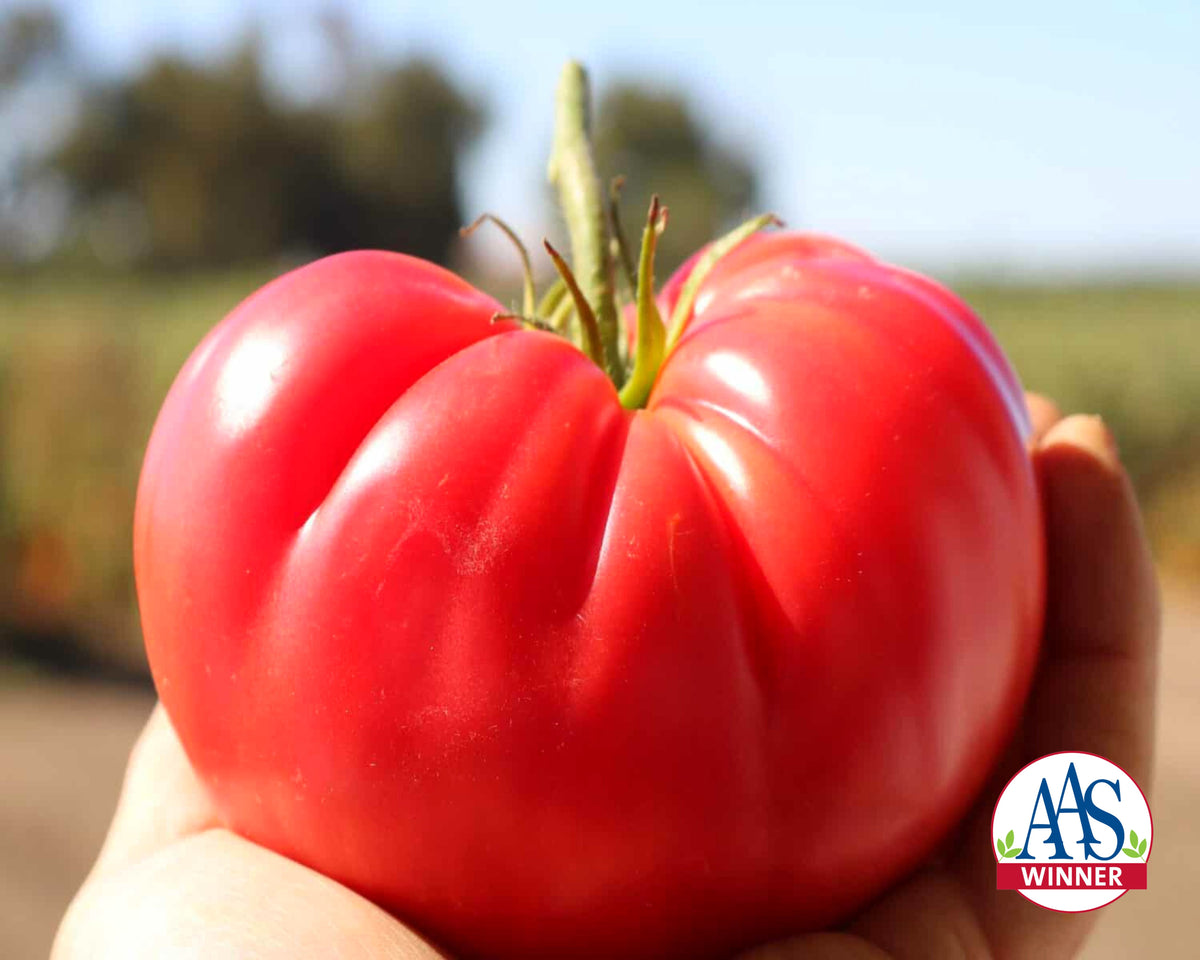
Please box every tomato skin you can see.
[137,237,1043,959]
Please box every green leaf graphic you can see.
[1122,847,1139,858]
[1006,829,1015,848]
[997,839,1006,857]
[1004,849,1019,858]
[1138,838,1147,856]
[1130,830,1139,848]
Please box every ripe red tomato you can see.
[136,232,1042,960]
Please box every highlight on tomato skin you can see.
[133,61,1045,960]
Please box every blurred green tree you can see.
[593,83,758,274]
[327,60,485,265]
[2,7,485,268]
[0,3,64,87]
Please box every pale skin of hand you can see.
[54,396,1160,960]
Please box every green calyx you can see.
[617,196,667,410]
[461,61,780,410]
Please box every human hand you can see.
[51,699,444,959]
[54,395,1159,960]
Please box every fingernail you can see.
[1083,415,1121,468]
[1039,414,1122,471]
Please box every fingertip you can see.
[91,702,218,878]
[1024,392,1062,444]
[1037,413,1121,473]
[1034,414,1153,643]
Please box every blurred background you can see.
[1,0,1196,956]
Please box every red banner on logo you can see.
[996,863,1147,890]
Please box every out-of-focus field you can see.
[0,271,274,671]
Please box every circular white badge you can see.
[992,751,1151,912]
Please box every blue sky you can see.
[62,0,1200,277]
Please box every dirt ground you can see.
[3,582,1197,960]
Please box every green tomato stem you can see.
[460,213,536,317]
[546,284,576,334]
[544,240,605,370]
[458,62,781,407]
[535,276,567,318]
[492,311,558,333]
[617,196,668,410]
[607,176,638,304]
[548,62,624,386]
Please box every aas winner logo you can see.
[992,751,1152,912]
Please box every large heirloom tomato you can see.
[136,64,1042,960]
